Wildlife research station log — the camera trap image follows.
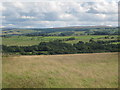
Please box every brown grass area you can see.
[2,53,118,88]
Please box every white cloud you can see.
[1,1,118,28]
[21,16,35,19]
[0,4,6,11]
[8,24,14,26]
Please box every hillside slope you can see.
[3,53,118,88]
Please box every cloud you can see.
[21,16,36,19]
[86,1,118,14]
[1,1,118,28]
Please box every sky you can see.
[0,0,119,28]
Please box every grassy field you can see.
[1,29,41,35]
[2,35,118,46]
[2,53,118,88]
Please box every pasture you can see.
[2,53,118,88]
[2,35,118,46]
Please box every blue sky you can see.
[0,0,118,28]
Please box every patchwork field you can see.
[2,53,118,88]
[2,35,118,46]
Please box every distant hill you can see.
[1,26,118,36]
[51,25,116,29]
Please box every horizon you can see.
[1,25,118,29]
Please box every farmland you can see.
[1,26,119,46]
[2,53,118,88]
[2,35,118,46]
[1,26,119,88]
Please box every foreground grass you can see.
[2,53,118,88]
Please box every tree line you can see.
[2,39,119,55]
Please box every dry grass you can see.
[2,53,118,88]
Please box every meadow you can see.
[2,27,119,88]
[2,35,118,46]
[2,53,118,88]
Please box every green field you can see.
[2,35,118,46]
[1,29,41,35]
[2,53,118,88]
